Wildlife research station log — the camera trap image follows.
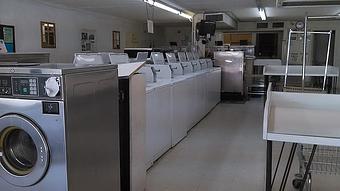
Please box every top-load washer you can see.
[0,63,120,191]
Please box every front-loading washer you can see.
[0,63,120,191]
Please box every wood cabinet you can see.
[224,33,252,45]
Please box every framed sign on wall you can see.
[113,31,120,49]
[0,25,15,52]
[81,29,96,52]
[40,21,56,48]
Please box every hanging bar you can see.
[291,31,331,35]
[323,31,333,90]
[302,16,308,91]
[284,29,292,88]
[307,15,340,20]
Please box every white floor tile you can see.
[146,99,340,191]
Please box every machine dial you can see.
[44,77,60,97]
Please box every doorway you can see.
[256,33,279,58]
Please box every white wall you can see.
[0,0,148,62]
[152,25,192,48]
[163,26,192,47]
[150,26,166,48]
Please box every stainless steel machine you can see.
[0,63,120,191]
[230,45,257,97]
[74,53,147,191]
[214,51,245,100]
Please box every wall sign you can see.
[41,21,56,48]
[113,31,120,49]
[81,30,96,52]
[0,39,7,53]
[0,25,15,52]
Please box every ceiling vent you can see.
[205,13,237,29]
[272,22,285,28]
[257,23,269,29]
[277,0,340,7]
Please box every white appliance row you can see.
[139,55,221,169]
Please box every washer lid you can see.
[0,114,49,187]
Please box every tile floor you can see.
[146,99,340,191]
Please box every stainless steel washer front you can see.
[0,114,49,187]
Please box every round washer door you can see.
[0,114,49,187]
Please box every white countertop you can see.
[264,83,340,147]
[254,59,282,66]
[264,65,339,77]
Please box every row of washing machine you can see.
[138,52,221,169]
[0,52,220,191]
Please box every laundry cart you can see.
[283,26,340,191]
[264,16,340,191]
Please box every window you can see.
[113,31,120,49]
[40,21,56,48]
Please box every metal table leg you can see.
[272,143,286,189]
[299,145,317,191]
[266,140,273,191]
[264,75,269,106]
[279,143,297,191]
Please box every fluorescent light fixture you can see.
[258,8,267,21]
[179,12,192,20]
[144,0,179,14]
[144,0,192,20]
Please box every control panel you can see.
[0,76,62,99]
[13,77,38,96]
[0,77,12,96]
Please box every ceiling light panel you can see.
[144,0,192,20]
[259,8,267,20]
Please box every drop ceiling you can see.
[37,0,340,22]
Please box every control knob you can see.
[44,77,60,97]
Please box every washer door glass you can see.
[3,128,37,175]
[0,114,49,187]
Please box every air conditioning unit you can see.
[277,0,340,7]
[205,13,237,29]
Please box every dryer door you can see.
[0,114,49,187]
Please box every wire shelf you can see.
[301,145,340,175]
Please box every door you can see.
[0,114,49,187]
[256,33,278,58]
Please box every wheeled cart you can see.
[264,15,340,191]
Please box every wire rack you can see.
[301,145,340,175]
